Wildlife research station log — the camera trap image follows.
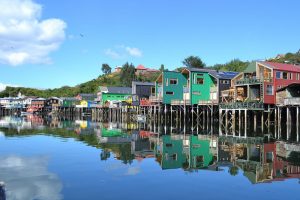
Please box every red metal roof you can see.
[259,61,300,73]
[136,64,147,70]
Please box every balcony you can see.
[284,97,300,106]
[235,78,262,85]
[149,96,162,103]
[219,101,264,110]
[171,99,191,105]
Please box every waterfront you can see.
[0,115,299,200]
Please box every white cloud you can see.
[125,47,142,57]
[0,155,63,200]
[104,49,122,59]
[0,83,19,92]
[0,0,66,66]
[104,45,143,59]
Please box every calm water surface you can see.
[0,115,299,200]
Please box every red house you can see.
[232,61,300,105]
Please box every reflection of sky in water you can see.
[0,131,4,138]
[0,155,63,200]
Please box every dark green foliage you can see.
[268,50,300,65]
[101,63,111,75]
[212,59,249,72]
[119,62,136,87]
[182,56,206,68]
[160,64,165,72]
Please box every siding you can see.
[161,71,187,104]
[190,72,215,104]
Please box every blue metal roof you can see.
[216,71,239,79]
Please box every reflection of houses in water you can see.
[218,135,300,183]
[155,135,218,170]
[131,130,155,161]
[97,123,131,144]
[74,120,99,135]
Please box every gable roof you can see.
[132,81,155,87]
[276,83,300,92]
[182,67,238,80]
[136,65,147,70]
[244,62,257,73]
[101,86,132,94]
[258,61,300,73]
[217,71,239,79]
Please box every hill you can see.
[0,70,160,98]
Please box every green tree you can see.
[120,62,136,87]
[101,63,111,75]
[213,59,249,72]
[159,64,165,72]
[182,56,205,68]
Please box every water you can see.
[0,115,299,200]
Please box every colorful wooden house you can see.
[153,71,187,104]
[131,81,155,106]
[97,86,132,107]
[75,93,97,101]
[45,97,60,111]
[61,97,79,107]
[27,98,46,113]
[276,83,300,106]
[231,61,300,107]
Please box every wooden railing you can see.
[171,99,191,105]
[284,97,300,105]
[198,100,218,105]
[235,78,262,85]
[149,96,162,103]
[219,101,264,110]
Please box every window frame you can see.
[266,84,273,95]
[169,78,178,85]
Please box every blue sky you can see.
[1,0,300,89]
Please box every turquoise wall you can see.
[160,71,187,104]
[190,72,216,105]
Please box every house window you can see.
[196,77,204,84]
[151,87,155,94]
[276,71,282,79]
[282,72,288,79]
[221,80,229,84]
[166,91,174,95]
[289,73,293,80]
[266,85,273,95]
[297,73,300,80]
[170,79,178,85]
[192,91,201,95]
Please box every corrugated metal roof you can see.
[132,81,155,86]
[244,62,257,73]
[183,67,238,80]
[259,61,300,72]
[106,87,132,94]
[217,71,239,79]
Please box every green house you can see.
[180,68,238,105]
[189,136,214,169]
[61,97,79,107]
[98,86,132,106]
[155,71,187,104]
